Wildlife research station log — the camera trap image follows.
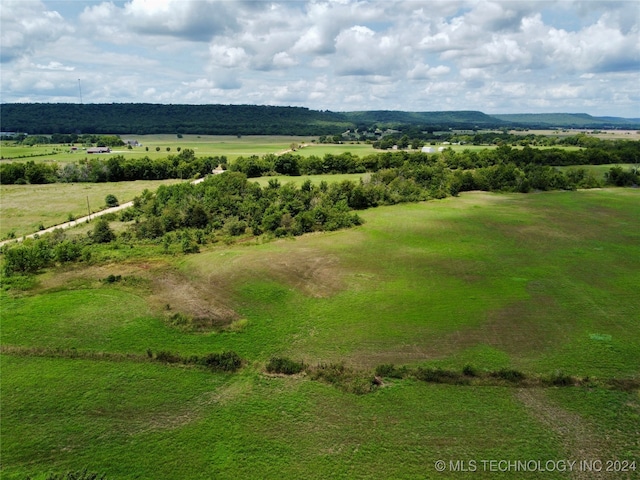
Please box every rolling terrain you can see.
[2,187,638,479]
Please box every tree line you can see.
[228,142,639,177]
[3,153,638,276]
[2,139,639,186]
[0,149,224,184]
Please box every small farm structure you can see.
[87,147,111,154]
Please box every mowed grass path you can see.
[2,188,639,478]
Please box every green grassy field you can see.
[1,134,591,167]
[2,188,639,479]
[1,136,360,164]
[556,163,638,179]
[0,179,183,239]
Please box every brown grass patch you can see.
[188,241,347,299]
[148,267,240,328]
[36,260,241,329]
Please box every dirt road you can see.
[0,176,211,248]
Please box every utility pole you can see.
[78,79,83,104]
[87,196,90,217]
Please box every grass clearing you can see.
[0,179,183,238]
[556,163,638,180]
[2,355,564,480]
[2,188,639,478]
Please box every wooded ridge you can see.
[2,103,639,135]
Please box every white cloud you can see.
[408,63,451,80]
[0,0,72,62]
[209,45,249,68]
[272,52,298,69]
[0,0,638,116]
[36,62,75,72]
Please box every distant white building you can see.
[438,147,447,152]
[421,146,435,153]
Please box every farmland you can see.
[1,135,364,164]
[2,184,639,479]
[0,179,183,239]
[1,131,608,166]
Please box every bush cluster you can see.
[309,362,379,395]
[150,349,243,372]
[266,357,306,375]
[26,469,107,480]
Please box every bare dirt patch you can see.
[148,267,240,329]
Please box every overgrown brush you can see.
[150,349,243,372]
[374,363,406,379]
[490,368,526,382]
[26,468,106,480]
[414,366,469,385]
[266,356,306,375]
[309,362,378,395]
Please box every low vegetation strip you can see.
[0,345,243,373]
[4,347,636,393]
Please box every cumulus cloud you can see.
[0,0,72,62]
[122,0,240,41]
[1,0,638,116]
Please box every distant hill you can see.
[0,103,352,136]
[341,110,506,129]
[490,113,640,129]
[2,103,639,135]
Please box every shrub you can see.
[310,362,347,384]
[200,351,243,372]
[548,371,575,386]
[462,364,478,377]
[414,367,464,384]
[155,350,183,363]
[375,363,405,379]
[92,218,115,243]
[310,362,378,394]
[36,468,107,480]
[54,240,82,263]
[490,368,526,382]
[105,194,119,207]
[266,357,305,375]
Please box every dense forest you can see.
[2,103,639,136]
[0,104,352,136]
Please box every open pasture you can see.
[511,129,640,140]
[2,188,639,478]
[0,179,182,239]
[556,163,638,180]
[3,188,639,373]
[1,135,594,171]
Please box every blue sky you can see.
[1,0,639,117]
